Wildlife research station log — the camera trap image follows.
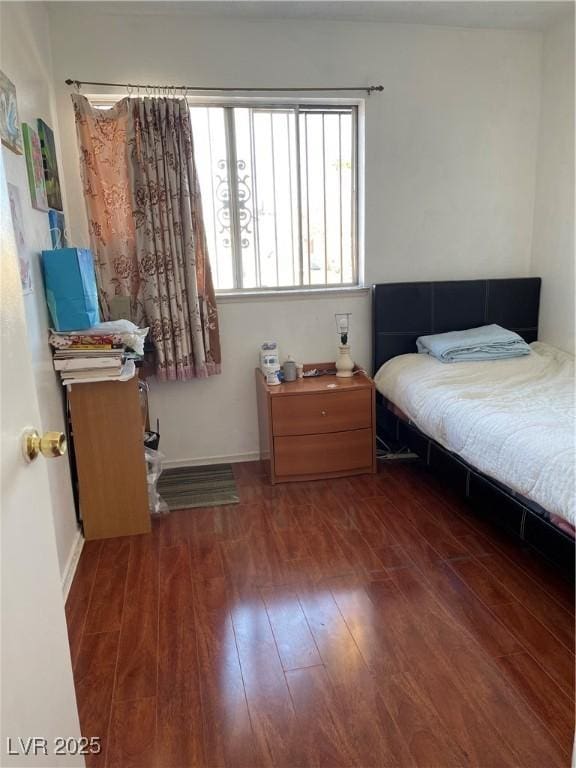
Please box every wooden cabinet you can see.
[68,376,150,540]
[256,366,376,484]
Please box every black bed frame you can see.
[372,278,574,578]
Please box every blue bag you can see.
[41,247,100,331]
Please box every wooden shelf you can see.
[68,376,150,539]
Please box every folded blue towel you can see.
[416,324,532,363]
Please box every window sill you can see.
[215,285,370,304]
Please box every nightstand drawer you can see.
[274,429,373,477]
[271,388,372,436]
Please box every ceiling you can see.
[50,1,574,31]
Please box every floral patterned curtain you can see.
[72,95,144,325]
[72,95,221,380]
[128,98,220,380]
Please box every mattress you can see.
[374,342,575,527]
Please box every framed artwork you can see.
[0,70,23,154]
[22,123,49,211]
[7,183,33,294]
[37,119,63,211]
[48,209,67,249]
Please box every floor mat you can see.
[158,463,240,510]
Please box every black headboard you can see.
[372,278,541,373]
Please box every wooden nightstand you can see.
[256,364,376,484]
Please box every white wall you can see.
[48,8,543,464]
[149,291,371,464]
[1,3,79,579]
[531,18,575,354]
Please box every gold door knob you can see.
[321,410,327,416]
[23,429,67,462]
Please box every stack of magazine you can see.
[52,334,126,383]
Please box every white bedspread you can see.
[374,342,575,526]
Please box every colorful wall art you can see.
[22,122,49,211]
[7,183,33,293]
[0,70,23,154]
[48,209,67,249]
[38,118,63,210]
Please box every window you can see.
[190,103,359,293]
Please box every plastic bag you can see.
[84,320,149,355]
[145,447,169,515]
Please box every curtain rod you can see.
[65,79,383,96]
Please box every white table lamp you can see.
[335,313,354,377]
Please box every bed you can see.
[372,278,575,577]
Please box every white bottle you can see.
[260,342,281,385]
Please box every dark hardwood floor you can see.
[65,460,575,768]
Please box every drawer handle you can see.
[321,410,327,416]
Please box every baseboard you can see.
[61,529,84,601]
[163,451,260,469]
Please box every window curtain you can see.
[72,96,144,325]
[72,94,221,380]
